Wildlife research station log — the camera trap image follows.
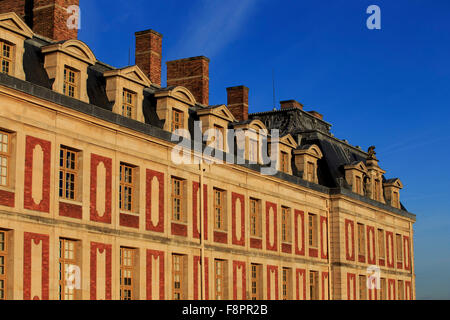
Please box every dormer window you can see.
[0,41,12,74]
[280,151,289,173]
[294,144,322,183]
[344,161,367,196]
[172,109,184,132]
[383,178,403,209]
[63,67,78,98]
[122,89,136,119]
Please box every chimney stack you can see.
[227,85,249,122]
[308,111,324,120]
[135,29,162,86]
[280,100,303,110]
[0,0,80,41]
[166,56,210,105]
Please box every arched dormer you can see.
[104,65,151,123]
[154,86,196,133]
[197,105,235,152]
[294,144,323,183]
[383,178,403,209]
[344,161,368,195]
[0,12,34,80]
[233,119,269,164]
[42,39,96,103]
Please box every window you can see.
[250,264,262,300]
[59,147,78,200]
[214,188,225,231]
[0,230,8,300]
[172,254,185,300]
[0,41,12,75]
[355,176,362,194]
[398,280,404,300]
[122,89,135,119]
[214,125,224,150]
[119,163,135,212]
[249,198,261,238]
[172,109,184,132]
[380,278,387,300]
[0,131,10,187]
[120,247,135,300]
[281,207,291,243]
[249,138,258,163]
[378,229,385,259]
[280,151,289,173]
[396,234,403,262]
[214,259,226,300]
[393,191,400,208]
[282,268,292,300]
[359,275,367,300]
[308,214,318,248]
[309,271,319,300]
[171,177,184,222]
[357,223,365,256]
[307,161,315,181]
[63,66,78,98]
[59,239,79,300]
[374,179,381,201]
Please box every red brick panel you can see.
[386,232,394,268]
[232,261,246,300]
[250,238,262,249]
[404,236,411,271]
[309,248,318,258]
[192,182,208,240]
[145,169,164,232]
[367,226,376,265]
[281,243,292,254]
[146,250,165,300]
[0,189,14,207]
[231,192,245,246]
[171,223,188,237]
[59,201,82,219]
[295,268,306,300]
[119,213,139,229]
[347,273,356,300]
[214,231,227,244]
[23,232,49,300]
[265,201,277,252]
[90,242,112,300]
[267,265,279,300]
[24,136,51,213]
[294,210,305,256]
[345,219,355,261]
[193,256,209,300]
[90,154,112,224]
[320,216,328,259]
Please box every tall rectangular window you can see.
[59,239,79,300]
[282,268,292,300]
[359,275,367,300]
[308,214,318,248]
[250,264,262,300]
[374,180,381,201]
[172,177,184,222]
[393,191,400,208]
[309,271,319,300]
[214,125,224,150]
[0,131,10,187]
[280,151,289,173]
[378,229,385,259]
[63,67,78,98]
[249,139,258,163]
[119,163,134,212]
[249,198,261,238]
[59,147,78,200]
[122,89,135,119]
[214,259,226,300]
[0,230,8,300]
[281,207,291,243]
[355,176,362,194]
[357,223,366,256]
[380,278,387,300]
[172,109,184,132]
[307,161,315,181]
[0,41,12,75]
[120,247,135,300]
[396,234,403,262]
[398,280,404,300]
[214,188,225,231]
[172,254,185,300]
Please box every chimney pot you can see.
[227,85,249,121]
[135,29,163,86]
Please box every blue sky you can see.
[79,0,450,299]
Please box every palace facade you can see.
[0,0,415,300]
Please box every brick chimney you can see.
[135,29,162,86]
[308,111,324,120]
[0,0,79,41]
[166,56,210,105]
[280,100,303,110]
[227,85,249,122]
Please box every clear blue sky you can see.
[78,0,450,299]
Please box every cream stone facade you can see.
[0,8,415,301]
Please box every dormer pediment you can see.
[294,144,323,159]
[197,105,236,122]
[0,12,34,38]
[344,161,368,173]
[42,39,96,65]
[104,65,151,87]
[280,134,298,149]
[384,178,403,189]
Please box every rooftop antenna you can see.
[272,69,276,110]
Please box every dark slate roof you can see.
[2,36,414,219]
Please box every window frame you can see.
[171,177,185,222]
[120,247,135,300]
[0,230,8,300]
[0,130,11,188]
[280,151,289,173]
[122,89,136,119]
[308,213,318,248]
[214,188,226,231]
[214,259,226,300]
[249,198,262,238]
[309,270,319,300]
[307,161,315,181]
[172,254,185,300]
[59,146,78,201]
[213,125,224,151]
[378,229,385,259]
[281,206,291,243]
[63,66,79,98]
[357,223,366,256]
[171,109,184,133]
[58,238,79,300]
[359,275,367,300]
[250,263,262,300]
[282,267,292,300]
[396,234,403,262]
[0,41,13,75]
[119,163,135,213]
